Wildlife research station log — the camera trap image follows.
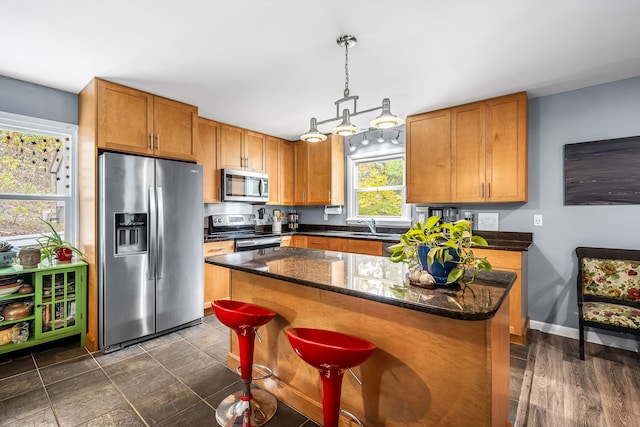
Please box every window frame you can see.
[0,111,79,247]
[346,147,412,226]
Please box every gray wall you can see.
[0,75,78,124]
[297,76,640,331]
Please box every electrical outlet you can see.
[533,214,543,226]
[418,213,425,223]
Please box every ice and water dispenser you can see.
[115,213,148,255]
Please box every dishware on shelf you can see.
[0,279,24,297]
[2,301,34,321]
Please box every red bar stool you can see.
[212,300,278,427]
[286,328,376,427]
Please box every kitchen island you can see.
[206,247,515,427]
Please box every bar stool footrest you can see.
[236,363,274,381]
[340,409,364,427]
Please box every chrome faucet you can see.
[358,218,377,234]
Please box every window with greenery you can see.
[347,151,411,223]
[0,115,77,248]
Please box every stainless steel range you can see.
[206,214,282,252]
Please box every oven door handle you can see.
[235,237,282,249]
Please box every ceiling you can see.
[3,1,640,141]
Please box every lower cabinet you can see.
[0,262,87,355]
[203,240,234,310]
[298,235,383,256]
[473,248,528,344]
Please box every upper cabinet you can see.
[294,135,345,205]
[218,125,265,172]
[406,109,451,204]
[265,137,294,205]
[197,118,221,203]
[406,91,528,204]
[96,79,197,162]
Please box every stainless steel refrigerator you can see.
[98,152,204,351]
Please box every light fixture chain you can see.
[344,39,350,97]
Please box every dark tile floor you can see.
[0,315,525,426]
[0,315,320,427]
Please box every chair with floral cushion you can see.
[576,247,640,360]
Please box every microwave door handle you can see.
[259,178,264,197]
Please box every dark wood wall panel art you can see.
[564,135,640,205]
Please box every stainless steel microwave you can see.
[222,169,269,203]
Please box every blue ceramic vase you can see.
[417,245,460,285]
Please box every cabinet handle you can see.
[328,191,331,202]
[302,192,305,203]
[487,182,491,198]
[207,248,223,253]
[480,183,484,198]
[156,134,160,150]
[149,134,153,149]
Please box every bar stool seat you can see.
[212,300,278,427]
[286,328,375,427]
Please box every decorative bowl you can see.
[0,250,17,268]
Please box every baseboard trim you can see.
[529,320,639,353]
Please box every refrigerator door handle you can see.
[156,186,164,280]
[148,186,157,281]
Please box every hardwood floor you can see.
[515,329,640,427]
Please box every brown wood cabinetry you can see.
[203,240,234,309]
[406,109,451,203]
[280,140,295,205]
[293,135,345,205]
[95,79,197,161]
[296,235,382,256]
[197,118,221,203]
[474,248,528,344]
[219,125,265,172]
[407,91,527,203]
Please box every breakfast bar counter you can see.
[206,247,515,427]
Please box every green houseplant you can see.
[37,219,84,264]
[388,215,492,286]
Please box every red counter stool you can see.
[285,328,376,427]
[212,299,278,427]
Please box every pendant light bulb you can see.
[370,98,403,129]
[332,109,359,136]
[300,118,327,142]
[361,132,370,146]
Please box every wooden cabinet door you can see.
[485,92,528,202]
[290,235,307,248]
[473,248,526,340]
[306,140,331,205]
[245,131,265,172]
[203,240,234,308]
[280,140,295,205]
[451,102,485,203]
[152,97,197,161]
[406,109,451,203]
[293,141,308,205]
[219,124,245,170]
[265,136,280,204]
[197,118,221,203]
[97,79,153,155]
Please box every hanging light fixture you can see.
[390,130,401,144]
[300,35,403,142]
[361,131,370,146]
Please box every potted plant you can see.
[388,215,492,287]
[37,219,84,264]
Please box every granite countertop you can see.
[206,247,516,321]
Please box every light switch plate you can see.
[477,212,499,231]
